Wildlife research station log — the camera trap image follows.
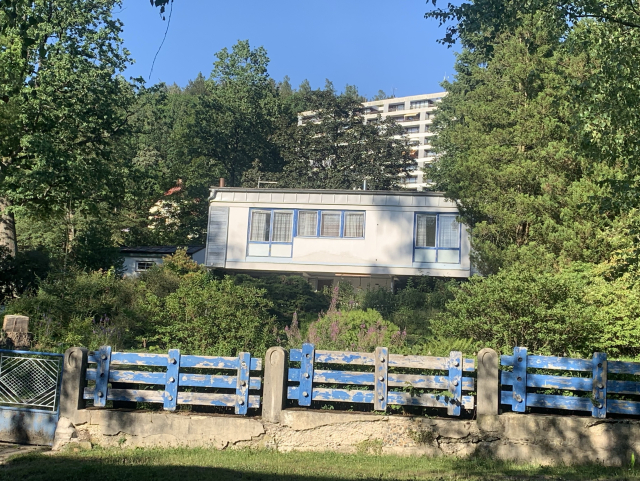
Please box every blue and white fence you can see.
[287,343,475,416]
[84,347,262,415]
[501,347,640,418]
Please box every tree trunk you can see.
[0,197,17,256]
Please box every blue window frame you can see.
[247,208,294,257]
[413,213,461,264]
[296,210,365,239]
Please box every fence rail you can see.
[287,343,475,415]
[84,347,262,415]
[500,347,640,418]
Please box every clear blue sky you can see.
[115,0,457,99]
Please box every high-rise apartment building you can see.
[362,92,446,191]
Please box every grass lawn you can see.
[1,446,637,481]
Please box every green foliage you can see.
[228,273,329,326]
[0,246,49,304]
[286,286,406,351]
[141,274,277,356]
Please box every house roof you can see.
[209,187,445,197]
[120,245,205,256]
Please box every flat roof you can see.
[209,187,444,197]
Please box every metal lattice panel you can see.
[0,354,62,411]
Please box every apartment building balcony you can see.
[388,103,405,112]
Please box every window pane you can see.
[272,212,293,242]
[344,212,364,238]
[298,211,318,236]
[250,211,271,242]
[320,212,341,237]
[416,214,436,247]
[439,215,460,248]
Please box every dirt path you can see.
[0,442,48,464]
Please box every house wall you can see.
[122,256,163,278]
[209,190,471,278]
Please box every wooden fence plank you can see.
[109,352,167,367]
[607,399,640,416]
[388,354,448,370]
[314,350,374,365]
[85,387,164,404]
[177,392,260,408]
[299,343,315,406]
[592,352,607,418]
[164,349,180,412]
[502,355,592,371]
[607,380,640,395]
[526,393,593,411]
[86,369,166,385]
[501,371,593,391]
[290,349,302,362]
[236,352,250,415]
[374,347,388,411]
[608,360,640,375]
[179,374,261,390]
[387,391,475,410]
[311,388,374,403]
[93,346,111,408]
[448,351,462,416]
[512,347,527,413]
[179,355,238,370]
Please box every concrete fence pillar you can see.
[477,347,499,416]
[60,347,88,423]
[262,346,287,423]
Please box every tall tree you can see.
[0,0,135,255]
[256,90,414,190]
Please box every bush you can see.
[285,287,406,351]
[141,273,278,356]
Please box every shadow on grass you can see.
[0,450,636,481]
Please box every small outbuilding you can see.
[120,245,205,277]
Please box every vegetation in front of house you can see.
[1,447,637,481]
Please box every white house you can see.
[205,188,470,291]
[120,245,205,277]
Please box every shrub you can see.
[141,273,278,356]
[286,287,406,352]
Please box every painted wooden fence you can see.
[287,343,475,415]
[84,347,262,415]
[501,347,640,418]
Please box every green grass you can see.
[1,446,637,481]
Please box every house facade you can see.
[205,188,470,291]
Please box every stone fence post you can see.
[262,346,287,423]
[477,347,499,416]
[60,347,88,423]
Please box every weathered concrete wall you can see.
[63,409,640,466]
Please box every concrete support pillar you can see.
[477,347,499,416]
[60,347,88,422]
[262,347,287,423]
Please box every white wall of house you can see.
[205,189,471,279]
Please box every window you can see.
[250,210,271,242]
[298,211,318,236]
[272,212,293,242]
[388,103,405,112]
[404,126,419,134]
[249,210,293,243]
[136,261,156,271]
[320,212,341,237]
[414,213,461,264]
[416,215,436,247]
[248,209,294,258]
[296,210,365,239]
[344,212,365,238]
[410,100,432,109]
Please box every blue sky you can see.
[115,0,457,99]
